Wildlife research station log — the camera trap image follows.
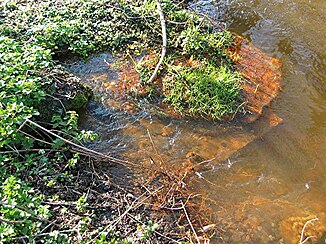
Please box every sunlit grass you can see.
[164,64,244,120]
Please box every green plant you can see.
[176,25,233,57]
[141,220,160,240]
[76,195,88,212]
[0,37,51,151]
[94,230,131,244]
[0,176,50,242]
[164,65,244,119]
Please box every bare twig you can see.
[182,201,200,244]
[46,94,66,113]
[193,157,216,168]
[12,229,75,242]
[24,119,138,167]
[146,0,167,84]
[0,149,58,154]
[110,186,164,229]
[0,201,48,223]
[147,129,166,167]
[0,217,25,224]
[299,217,318,244]
[18,130,54,146]
[88,186,164,244]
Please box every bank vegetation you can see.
[0,0,244,242]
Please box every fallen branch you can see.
[146,0,167,84]
[299,217,318,244]
[24,119,139,167]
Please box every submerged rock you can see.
[37,68,92,122]
[279,214,326,243]
[229,36,282,123]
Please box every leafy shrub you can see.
[0,176,50,242]
[0,37,51,150]
[1,0,164,57]
[0,11,96,244]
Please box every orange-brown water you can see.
[190,0,326,242]
[71,0,326,242]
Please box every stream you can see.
[69,0,326,242]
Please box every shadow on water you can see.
[68,0,326,242]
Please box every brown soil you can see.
[41,157,200,243]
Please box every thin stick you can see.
[46,94,66,113]
[146,0,167,84]
[0,149,58,154]
[193,157,216,168]
[299,217,318,244]
[0,201,48,223]
[110,186,163,229]
[25,119,137,167]
[12,230,75,241]
[182,201,200,244]
[147,129,166,167]
[0,217,25,224]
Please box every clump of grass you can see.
[164,64,244,120]
[176,25,234,63]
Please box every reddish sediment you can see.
[230,37,282,122]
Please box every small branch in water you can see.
[146,0,167,84]
[299,217,318,244]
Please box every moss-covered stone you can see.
[36,68,92,122]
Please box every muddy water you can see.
[70,0,326,242]
[189,0,326,242]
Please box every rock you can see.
[229,37,282,123]
[37,68,92,122]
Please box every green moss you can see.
[65,85,92,111]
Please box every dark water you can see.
[70,0,326,242]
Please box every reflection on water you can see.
[72,0,326,242]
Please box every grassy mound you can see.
[164,65,243,119]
